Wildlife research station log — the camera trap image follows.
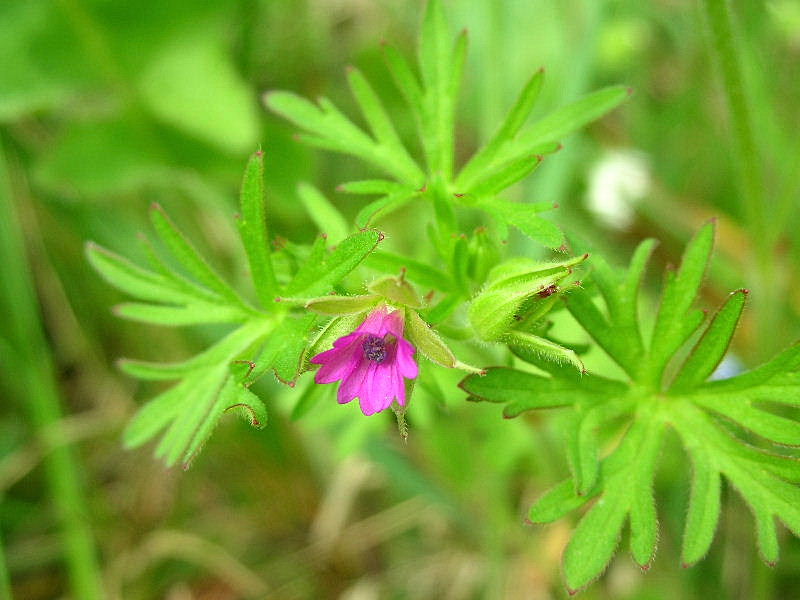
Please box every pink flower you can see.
[310,305,419,415]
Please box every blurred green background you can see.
[2,0,800,598]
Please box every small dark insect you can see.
[537,284,559,298]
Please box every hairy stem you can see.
[0,143,103,599]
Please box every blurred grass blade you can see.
[238,151,279,307]
[0,145,103,598]
[297,182,349,243]
[0,526,9,600]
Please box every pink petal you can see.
[393,362,407,406]
[359,362,393,415]
[313,334,363,384]
[354,305,390,335]
[383,310,405,337]
[337,358,370,404]
[395,338,418,379]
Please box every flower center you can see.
[362,335,387,363]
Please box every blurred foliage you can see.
[1,0,800,598]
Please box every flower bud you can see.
[469,254,588,342]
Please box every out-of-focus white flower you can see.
[586,150,651,230]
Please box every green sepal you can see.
[305,294,380,315]
[367,275,424,308]
[405,310,483,374]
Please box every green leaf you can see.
[692,396,800,446]
[118,319,274,382]
[224,383,269,430]
[249,314,317,385]
[87,242,202,306]
[238,152,279,307]
[265,91,412,183]
[297,182,349,244]
[671,289,748,390]
[456,68,545,189]
[123,377,195,448]
[346,67,423,184]
[483,199,564,248]
[283,229,383,297]
[564,285,640,379]
[114,302,249,326]
[338,179,412,195]
[149,204,249,308]
[418,0,458,178]
[459,367,573,409]
[382,42,423,124]
[153,365,229,467]
[465,154,544,199]
[695,344,800,393]
[355,190,419,228]
[646,221,715,386]
[563,488,628,592]
[502,331,584,375]
[499,85,630,165]
[680,446,721,567]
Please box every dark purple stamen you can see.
[362,335,387,363]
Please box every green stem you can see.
[0,522,11,600]
[0,143,103,598]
